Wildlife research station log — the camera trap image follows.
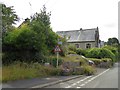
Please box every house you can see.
[56,27,100,49]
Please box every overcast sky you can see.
[1,0,119,42]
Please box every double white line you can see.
[65,68,110,88]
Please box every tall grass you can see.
[2,62,62,83]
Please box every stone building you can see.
[56,27,100,49]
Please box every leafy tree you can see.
[2,4,19,36]
[107,37,119,46]
[3,5,59,64]
[31,5,58,53]
[3,24,47,64]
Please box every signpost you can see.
[54,45,61,68]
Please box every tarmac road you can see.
[45,63,118,88]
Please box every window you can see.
[75,44,79,48]
[86,43,91,49]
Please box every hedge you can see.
[86,48,115,61]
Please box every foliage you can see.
[45,56,63,67]
[59,36,68,56]
[86,48,115,61]
[2,4,19,36]
[2,62,63,82]
[68,51,76,54]
[106,37,119,46]
[83,65,96,75]
[87,58,112,65]
[2,24,48,64]
[103,45,117,54]
[68,44,76,52]
[31,5,58,54]
[2,5,59,64]
[76,48,87,56]
[118,44,120,61]
[86,48,101,58]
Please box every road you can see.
[45,63,118,88]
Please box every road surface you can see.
[45,63,118,88]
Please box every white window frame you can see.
[85,43,92,49]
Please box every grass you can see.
[2,55,97,83]
[61,54,87,64]
[2,62,62,83]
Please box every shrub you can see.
[87,58,113,68]
[103,45,118,61]
[86,48,115,61]
[76,48,87,56]
[46,56,63,67]
[68,51,76,54]
[82,65,96,75]
[99,48,115,61]
[87,58,102,65]
[86,48,101,59]
[2,62,63,82]
[68,44,76,52]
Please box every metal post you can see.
[57,52,59,68]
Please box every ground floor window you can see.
[86,43,91,49]
[75,44,79,48]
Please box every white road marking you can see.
[80,76,92,82]
[60,83,64,84]
[80,84,85,86]
[65,86,71,88]
[76,86,81,88]
[72,83,77,86]
[85,81,89,84]
[65,69,110,88]
[78,68,110,88]
[65,76,92,88]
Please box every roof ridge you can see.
[56,28,98,32]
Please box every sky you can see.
[1,0,119,42]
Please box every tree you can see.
[31,5,58,53]
[107,37,119,46]
[3,24,47,64]
[2,4,19,36]
[3,5,59,64]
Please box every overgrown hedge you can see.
[44,56,63,67]
[2,62,63,82]
[76,48,87,56]
[85,48,115,61]
[87,58,113,68]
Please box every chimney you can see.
[97,27,98,30]
[80,28,82,31]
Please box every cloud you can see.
[103,23,116,28]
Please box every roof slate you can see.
[56,28,98,42]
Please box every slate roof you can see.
[56,28,99,42]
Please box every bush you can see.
[68,44,76,52]
[68,51,76,54]
[86,48,115,61]
[83,65,96,75]
[87,58,102,65]
[99,48,115,61]
[103,45,118,61]
[2,62,63,82]
[46,56,63,67]
[87,58,113,68]
[76,48,87,56]
[86,48,101,58]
